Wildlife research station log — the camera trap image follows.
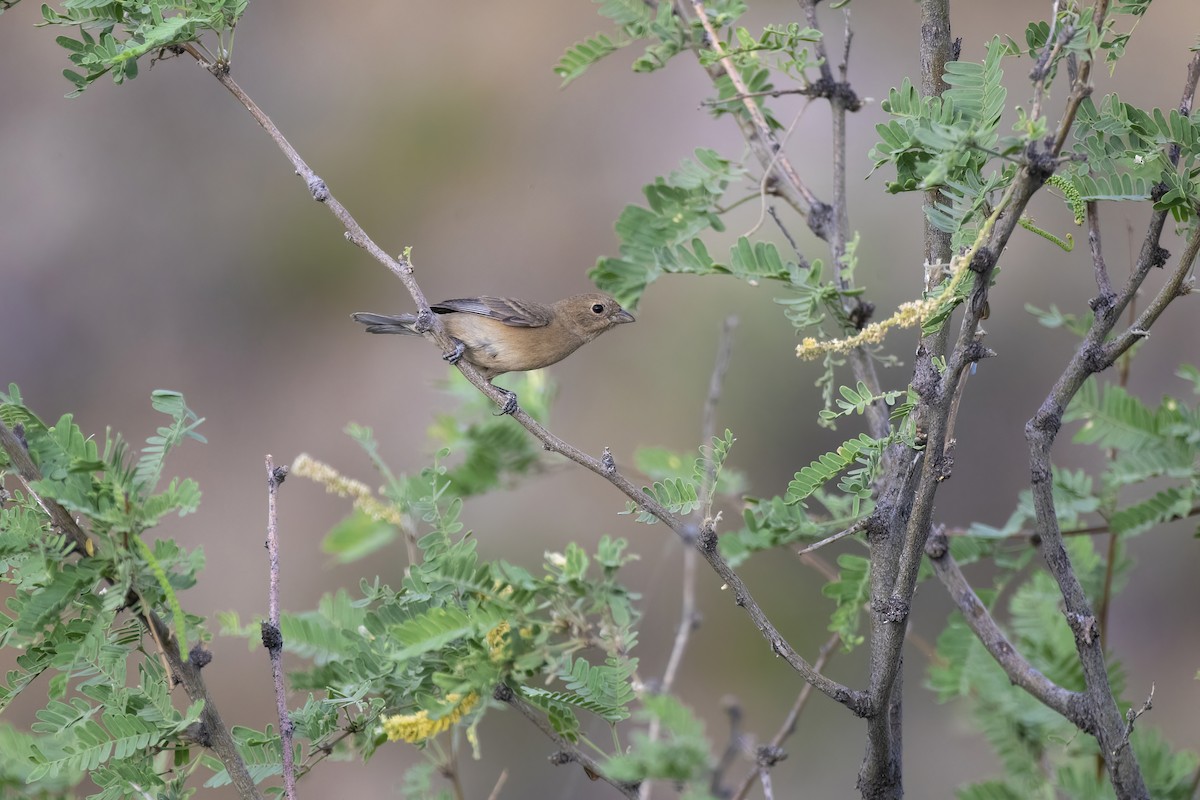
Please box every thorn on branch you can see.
[601,447,616,475]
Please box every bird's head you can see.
[557,293,636,340]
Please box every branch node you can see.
[269,465,289,487]
[601,446,616,475]
[1066,612,1099,646]
[414,309,434,334]
[807,201,834,240]
[924,525,948,559]
[260,621,283,653]
[492,683,514,702]
[306,176,329,202]
[756,744,788,768]
[968,247,996,274]
[188,646,213,670]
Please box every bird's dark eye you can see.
[591,303,605,314]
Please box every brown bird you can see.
[352,293,635,413]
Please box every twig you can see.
[642,317,737,800]
[1086,202,1114,303]
[744,106,813,239]
[688,0,819,212]
[1122,684,1154,741]
[700,317,738,519]
[796,518,868,556]
[0,420,266,800]
[923,528,1088,726]
[486,769,508,800]
[1020,59,1200,797]
[188,56,865,716]
[1026,224,1199,797]
[729,633,841,800]
[493,684,640,799]
[263,456,297,800]
[708,698,745,797]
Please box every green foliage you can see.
[1066,94,1200,222]
[822,553,870,649]
[604,695,713,790]
[931,534,1198,799]
[0,387,212,795]
[625,429,738,523]
[554,0,695,86]
[1064,378,1200,536]
[234,422,645,763]
[819,381,906,424]
[785,433,881,511]
[39,0,248,96]
[870,37,1011,196]
[698,22,822,80]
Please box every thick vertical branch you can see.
[856,3,951,795]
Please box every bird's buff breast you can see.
[446,316,584,376]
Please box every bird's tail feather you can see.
[351,312,419,335]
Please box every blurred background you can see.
[2,1,1197,797]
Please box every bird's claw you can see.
[442,340,466,365]
[494,389,519,416]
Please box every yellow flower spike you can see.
[291,453,404,526]
[382,691,481,744]
[486,621,512,663]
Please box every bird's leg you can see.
[442,338,466,364]
[493,388,519,416]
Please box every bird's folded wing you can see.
[431,296,554,327]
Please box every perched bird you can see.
[352,293,635,413]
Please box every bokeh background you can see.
[2,1,1198,797]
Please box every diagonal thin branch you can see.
[493,684,639,799]
[184,53,866,716]
[924,528,1090,728]
[689,0,819,213]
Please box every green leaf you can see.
[822,553,869,648]
[785,433,880,505]
[555,33,624,86]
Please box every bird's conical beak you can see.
[613,309,635,324]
